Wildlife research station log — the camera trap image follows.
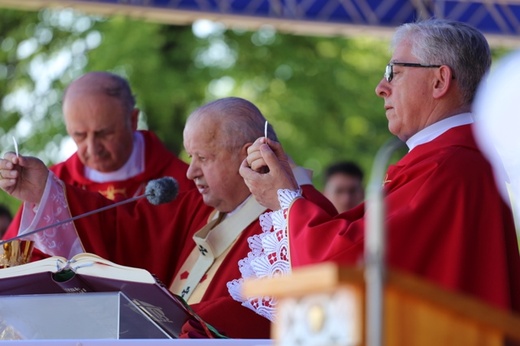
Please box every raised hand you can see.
[0,152,49,204]
[240,138,298,210]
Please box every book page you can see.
[0,256,67,279]
[0,253,154,284]
[69,253,155,284]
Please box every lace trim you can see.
[227,188,301,321]
[19,172,83,258]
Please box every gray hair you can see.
[189,97,278,152]
[392,19,491,105]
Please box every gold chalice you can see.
[0,239,34,268]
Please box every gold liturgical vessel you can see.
[0,240,34,268]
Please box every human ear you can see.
[432,65,453,99]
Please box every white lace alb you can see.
[226,188,301,321]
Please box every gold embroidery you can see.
[99,185,127,200]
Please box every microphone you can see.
[0,176,179,245]
[145,176,178,205]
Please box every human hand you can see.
[240,138,298,210]
[246,137,270,173]
[0,152,49,204]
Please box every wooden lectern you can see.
[242,263,520,346]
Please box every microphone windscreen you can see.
[145,177,179,205]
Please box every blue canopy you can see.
[3,0,520,45]
[75,0,520,36]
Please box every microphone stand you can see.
[0,194,147,246]
[365,137,404,346]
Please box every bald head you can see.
[186,97,277,152]
[64,72,135,112]
[63,72,139,172]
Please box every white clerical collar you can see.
[85,131,145,182]
[406,113,473,152]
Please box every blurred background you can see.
[0,1,516,213]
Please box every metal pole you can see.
[365,137,404,346]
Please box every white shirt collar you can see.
[85,131,145,182]
[406,113,473,152]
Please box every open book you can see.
[0,253,223,339]
[0,252,155,283]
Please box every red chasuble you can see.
[287,125,520,313]
[2,130,194,242]
[63,181,336,338]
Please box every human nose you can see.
[85,136,102,157]
[186,160,201,181]
[375,78,389,98]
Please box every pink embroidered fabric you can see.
[18,172,83,258]
[227,189,301,321]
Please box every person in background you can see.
[0,97,336,338]
[2,71,194,245]
[239,19,520,313]
[0,204,12,238]
[323,160,365,212]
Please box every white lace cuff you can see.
[277,188,302,209]
[19,172,84,258]
[227,188,301,321]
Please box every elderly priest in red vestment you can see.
[2,71,194,246]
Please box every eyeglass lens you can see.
[385,64,393,82]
